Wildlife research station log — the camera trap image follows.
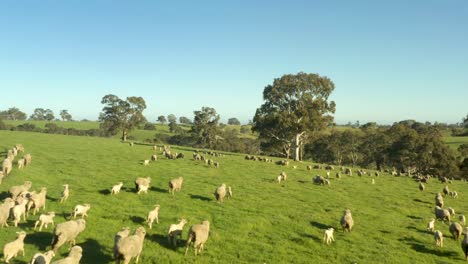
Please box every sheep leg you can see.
[156,217,159,224]
[34,220,39,230]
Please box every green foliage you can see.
[191,107,220,148]
[0,107,27,120]
[29,108,54,121]
[157,115,167,124]
[59,109,73,121]
[179,116,191,124]
[167,114,177,124]
[227,117,240,125]
[458,144,468,158]
[143,123,156,130]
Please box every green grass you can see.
[444,136,468,152]
[1,130,467,263]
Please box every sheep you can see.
[443,185,450,196]
[9,181,33,200]
[450,222,463,240]
[13,197,29,227]
[169,177,183,196]
[277,171,287,184]
[28,187,47,215]
[371,178,375,184]
[435,193,444,207]
[374,172,379,177]
[462,227,468,260]
[324,179,331,185]
[340,209,354,232]
[115,226,146,264]
[323,228,335,245]
[214,183,232,203]
[34,212,56,231]
[50,245,82,264]
[460,215,466,226]
[427,218,435,232]
[168,218,188,247]
[306,165,312,171]
[151,154,157,161]
[448,207,456,217]
[0,171,3,184]
[325,165,334,170]
[135,177,151,194]
[60,184,69,203]
[111,182,124,195]
[51,219,86,252]
[434,230,444,247]
[313,165,321,169]
[419,182,425,191]
[17,158,25,169]
[143,160,150,166]
[450,191,458,199]
[113,227,130,259]
[129,142,134,147]
[177,153,185,159]
[313,175,325,185]
[24,153,32,166]
[185,220,210,256]
[335,172,341,179]
[435,206,451,222]
[2,158,13,176]
[72,204,91,219]
[31,250,55,264]
[326,171,330,178]
[15,144,25,153]
[0,198,15,227]
[146,205,160,229]
[3,231,27,263]
[214,161,220,168]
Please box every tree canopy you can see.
[157,115,167,124]
[30,108,55,121]
[179,116,191,124]
[228,117,241,125]
[60,110,73,121]
[191,107,220,148]
[167,114,177,124]
[0,107,27,120]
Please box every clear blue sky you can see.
[0,0,467,124]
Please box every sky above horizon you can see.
[0,0,467,124]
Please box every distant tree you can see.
[463,114,468,128]
[157,115,167,124]
[99,94,147,141]
[252,72,336,161]
[143,123,156,130]
[227,118,241,125]
[0,107,27,120]
[30,108,54,121]
[60,110,73,121]
[191,107,220,148]
[167,114,177,124]
[169,120,184,134]
[179,116,191,124]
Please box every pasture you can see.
[1,130,468,263]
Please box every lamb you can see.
[443,185,450,196]
[306,165,312,171]
[143,160,150,166]
[50,246,82,264]
[60,184,69,203]
[462,227,468,260]
[17,158,25,169]
[277,172,287,183]
[13,197,29,227]
[34,212,56,231]
[450,191,458,199]
[214,183,232,203]
[129,142,134,147]
[460,215,466,226]
[135,177,151,194]
[435,206,451,222]
[151,154,157,161]
[427,218,435,232]
[146,205,160,229]
[9,181,33,200]
[115,226,146,264]
[448,207,456,217]
[419,182,425,191]
[0,198,15,227]
[168,218,188,247]
[185,220,210,256]
[28,187,47,215]
[113,227,130,259]
[434,230,444,247]
[3,231,27,263]
[51,219,86,252]
[73,204,91,218]
[340,209,354,232]
[335,172,341,179]
[435,193,444,207]
[214,161,220,168]
[111,182,124,195]
[30,250,55,264]
[2,158,13,176]
[323,228,335,245]
[169,177,183,196]
[24,153,32,166]
[450,222,463,240]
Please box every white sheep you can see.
[450,222,463,240]
[185,220,210,256]
[143,160,150,166]
[60,184,69,203]
[340,209,354,232]
[115,227,146,264]
[13,197,29,227]
[435,206,451,222]
[9,181,33,200]
[462,228,468,260]
[323,228,335,245]
[34,212,56,231]
[135,177,151,194]
[151,154,157,161]
[168,218,188,247]
[51,219,86,252]
[50,245,82,264]
[17,158,25,169]
[73,204,91,218]
[0,198,16,227]
[419,182,425,191]
[111,182,124,195]
[24,153,32,166]
[28,187,47,215]
[2,158,13,176]
[460,215,466,226]
[427,218,435,232]
[434,230,444,247]
[113,227,131,259]
[30,250,55,264]
[168,177,183,196]
[448,207,456,217]
[3,231,27,263]
[371,178,375,184]
[450,191,458,199]
[147,205,160,229]
[214,183,232,203]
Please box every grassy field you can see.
[444,136,468,152]
[1,130,468,263]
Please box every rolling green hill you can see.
[0,130,467,263]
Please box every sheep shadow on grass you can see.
[130,215,146,225]
[0,191,9,200]
[98,189,111,195]
[299,233,322,243]
[310,221,330,230]
[25,231,52,250]
[189,194,212,202]
[398,237,459,257]
[46,195,59,202]
[150,186,168,194]
[407,215,423,220]
[406,225,429,234]
[413,198,431,205]
[147,233,186,250]
[79,239,113,263]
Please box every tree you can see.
[191,107,220,148]
[179,116,191,124]
[30,108,54,121]
[99,94,147,141]
[227,118,241,125]
[0,107,27,120]
[167,114,177,124]
[157,115,167,124]
[458,144,468,158]
[60,110,73,121]
[463,114,468,128]
[252,72,336,161]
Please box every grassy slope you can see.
[1,130,467,263]
[444,136,468,152]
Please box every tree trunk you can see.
[122,130,127,142]
[294,133,301,161]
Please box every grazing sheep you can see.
[306,165,312,171]
[313,175,326,185]
[323,228,335,245]
[111,182,124,195]
[113,227,130,259]
[60,184,69,203]
[15,144,25,153]
[31,250,55,264]
[143,160,150,166]
[169,177,183,196]
[448,207,456,217]
[135,177,151,194]
[185,220,210,256]
[0,198,16,227]
[3,231,27,263]
[462,227,468,260]
[324,179,331,185]
[450,191,458,199]
[434,230,444,247]
[335,172,341,179]
[13,197,29,227]
[340,209,354,232]
[51,219,86,252]
[34,212,56,231]
[450,222,463,240]
[443,185,450,196]
[419,182,425,191]
[17,158,25,169]
[435,206,451,222]
[9,181,33,200]
[214,161,220,168]
[325,165,334,170]
[427,218,435,232]
[214,183,232,203]
[326,171,330,178]
[177,153,185,159]
[50,245,82,264]
[435,193,444,207]
[24,154,32,166]
[115,226,146,264]
[28,187,47,215]
[151,154,157,161]
[147,205,160,229]
[168,219,188,247]
[72,204,91,219]
[460,215,466,226]
[129,142,134,147]
[2,158,13,176]
[374,172,379,177]
[277,171,287,184]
